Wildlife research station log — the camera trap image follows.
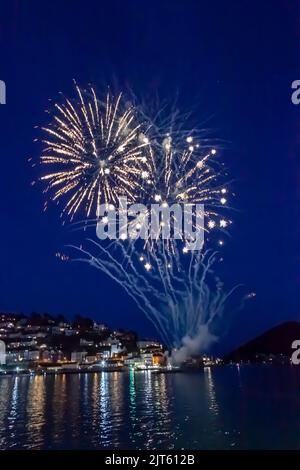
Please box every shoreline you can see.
[0,362,293,377]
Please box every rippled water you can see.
[0,365,300,449]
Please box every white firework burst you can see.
[40,85,152,219]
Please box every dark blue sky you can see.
[0,0,299,351]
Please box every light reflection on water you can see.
[0,366,300,449]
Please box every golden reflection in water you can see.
[204,367,219,416]
[66,374,81,443]
[26,375,46,448]
[128,371,173,450]
[91,372,100,429]
[153,373,169,416]
[110,372,124,415]
[0,378,12,424]
[51,374,67,444]
[151,373,173,449]
[108,372,124,445]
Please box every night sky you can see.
[0,0,300,352]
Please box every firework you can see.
[118,129,231,255]
[40,85,152,219]
[38,85,236,356]
[150,136,223,207]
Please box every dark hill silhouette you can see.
[225,321,300,361]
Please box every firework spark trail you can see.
[73,237,233,351]
[71,240,172,347]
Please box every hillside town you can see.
[0,312,174,373]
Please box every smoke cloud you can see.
[170,325,217,365]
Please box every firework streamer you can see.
[73,240,236,355]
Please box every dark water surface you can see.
[0,365,300,450]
